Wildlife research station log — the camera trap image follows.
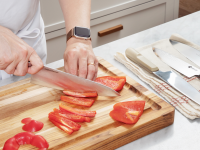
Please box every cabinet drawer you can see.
[91,3,165,47]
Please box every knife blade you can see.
[125,47,200,105]
[170,40,200,67]
[30,66,120,97]
[153,47,200,78]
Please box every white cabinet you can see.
[41,0,179,63]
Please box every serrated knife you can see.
[170,40,200,67]
[125,47,200,105]
[153,47,200,78]
[30,66,120,97]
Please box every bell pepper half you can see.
[63,90,98,98]
[22,119,44,132]
[109,101,145,124]
[59,103,96,117]
[53,108,91,122]
[61,96,95,107]
[49,118,74,135]
[95,76,126,91]
[48,112,81,131]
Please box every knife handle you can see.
[170,34,192,45]
[125,47,159,72]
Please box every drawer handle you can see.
[98,24,123,37]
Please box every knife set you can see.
[125,34,200,105]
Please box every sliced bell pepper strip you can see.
[21,117,32,124]
[63,90,98,98]
[109,101,145,124]
[22,120,44,132]
[48,112,81,131]
[3,137,20,150]
[59,103,96,117]
[49,118,73,135]
[61,96,95,107]
[96,76,126,81]
[95,76,126,91]
[30,135,49,149]
[53,108,91,122]
[14,132,35,145]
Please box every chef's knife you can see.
[125,47,200,105]
[30,66,120,97]
[170,40,200,67]
[153,47,200,78]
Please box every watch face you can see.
[74,26,90,38]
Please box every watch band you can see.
[67,28,73,42]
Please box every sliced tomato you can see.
[53,108,91,122]
[59,103,96,117]
[48,112,81,131]
[61,96,95,107]
[95,76,126,91]
[49,119,73,135]
[109,101,145,124]
[63,90,98,98]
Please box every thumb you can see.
[28,52,43,74]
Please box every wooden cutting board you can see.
[0,57,174,150]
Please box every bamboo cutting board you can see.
[0,57,174,150]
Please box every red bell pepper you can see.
[61,96,95,107]
[3,137,20,150]
[14,132,35,145]
[21,117,32,124]
[59,103,96,117]
[95,76,126,91]
[49,118,73,135]
[30,135,49,149]
[22,120,44,132]
[48,112,81,131]
[109,101,145,124]
[63,90,98,97]
[53,108,91,122]
[3,132,49,150]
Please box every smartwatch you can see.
[67,26,91,42]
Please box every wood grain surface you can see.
[179,0,200,17]
[0,57,175,150]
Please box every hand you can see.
[64,37,98,81]
[0,26,43,76]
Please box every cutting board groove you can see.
[0,57,174,150]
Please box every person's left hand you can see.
[64,37,98,81]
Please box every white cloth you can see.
[0,0,47,80]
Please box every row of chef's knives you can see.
[125,40,200,105]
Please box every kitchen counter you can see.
[1,11,200,150]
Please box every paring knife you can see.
[153,47,200,78]
[30,66,120,97]
[170,40,200,67]
[125,47,200,105]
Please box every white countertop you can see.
[1,11,200,150]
